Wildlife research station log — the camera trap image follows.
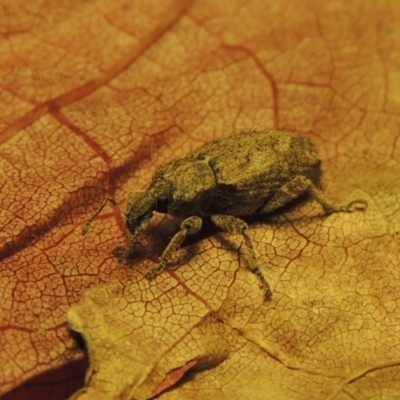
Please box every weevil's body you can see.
[150,130,321,219]
[84,129,367,301]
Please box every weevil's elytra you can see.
[83,129,368,301]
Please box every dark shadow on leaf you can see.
[3,357,89,400]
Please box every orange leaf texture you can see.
[1,0,400,399]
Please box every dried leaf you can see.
[1,0,400,399]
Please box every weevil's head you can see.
[125,180,171,236]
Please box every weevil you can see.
[82,129,367,300]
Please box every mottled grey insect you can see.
[83,129,367,300]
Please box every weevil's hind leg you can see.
[211,214,272,301]
[260,175,368,214]
[145,216,203,280]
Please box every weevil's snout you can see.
[125,191,156,235]
[126,210,153,234]
[125,180,171,236]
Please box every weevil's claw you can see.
[264,286,272,302]
[145,262,167,281]
[254,269,272,301]
[113,246,127,259]
[323,198,368,215]
[145,270,157,281]
[116,257,126,268]
[345,199,368,212]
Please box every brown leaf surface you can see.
[1,0,400,399]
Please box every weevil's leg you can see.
[211,215,272,301]
[82,197,121,235]
[260,175,368,214]
[145,216,203,280]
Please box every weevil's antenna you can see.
[82,197,127,235]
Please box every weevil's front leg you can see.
[211,214,272,301]
[260,175,367,214]
[145,216,202,280]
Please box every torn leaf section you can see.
[67,242,244,400]
[149,313,233,398]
